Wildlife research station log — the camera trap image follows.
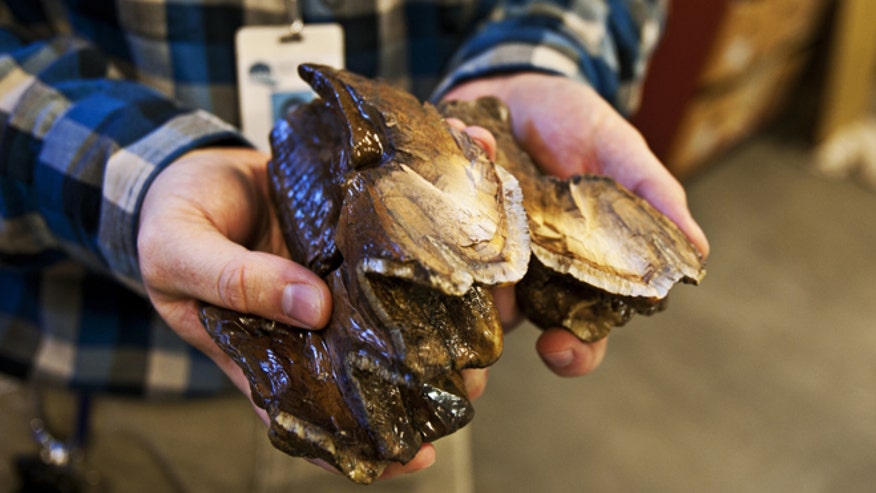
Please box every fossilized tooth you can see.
[200,65,530,484]
[295,63,530,376]
[297,64,530,296]
[438,97,706,342]
[267,97,343,276]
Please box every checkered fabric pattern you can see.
[0,0,665,396]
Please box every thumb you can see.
[206,240,332,329]
[140,226,332,329]
[630,177,710,260]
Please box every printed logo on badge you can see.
[236,24,344,152]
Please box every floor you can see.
[467,126,876,492]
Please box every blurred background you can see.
[470,0,876,491]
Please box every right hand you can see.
[138,147,333,399]
[137,144,494,479]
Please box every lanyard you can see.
[283,0,305,42]
[31,392,93,467]
[15,390,102,491]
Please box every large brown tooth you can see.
[200,65,529,484]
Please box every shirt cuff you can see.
[97,109,248,293]
[432,40,593,101]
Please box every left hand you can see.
[443,72,710,378]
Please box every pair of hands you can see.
[138,73,709,479]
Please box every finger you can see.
[379,444,437,480]
[461,368,488,401]
[140,226,331,329]
[445,117,466,130]
[462,125,497,161]
[446,117,498,161]
[535,329,609,377]
[492,285,523,331]
[588,118,710,259]
[307,458,344,476]
[304,444,437,481]
[628,174,711,259]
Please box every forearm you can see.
[0,33,247,290]
[435,0,666,113]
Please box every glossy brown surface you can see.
[200,65,529,484]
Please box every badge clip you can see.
[236,0,344,151]
[280,0,305,43]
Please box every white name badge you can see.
[236,24,344,152]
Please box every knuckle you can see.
[217,256,254,313]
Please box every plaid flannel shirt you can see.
[0,0,666,397]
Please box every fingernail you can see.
[282,283,322,328]
[542,349,574,369]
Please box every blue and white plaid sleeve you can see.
[0,34,248,291]
[0,25,246,395]
[434,0,666,114]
